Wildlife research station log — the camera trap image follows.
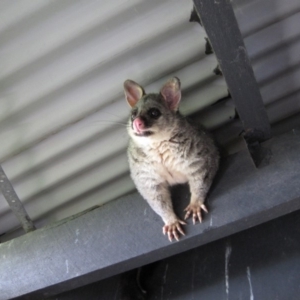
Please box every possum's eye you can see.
[131,110,138,120]
[148,108,161,119]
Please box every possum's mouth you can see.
[134,130,153,137]
[132,117,154,137]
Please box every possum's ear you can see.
[160,77,181,111]
[124,80,145,107]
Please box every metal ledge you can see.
[1,129,300,300]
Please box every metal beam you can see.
[47,210,300,300]
[193,0,271,144]
[0,166,36,233]
[0,129,300,300]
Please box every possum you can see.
[124,77,219,242]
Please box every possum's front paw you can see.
[163,219,186,242]
[184,202,208,224]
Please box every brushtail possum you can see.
[124,77,219,242]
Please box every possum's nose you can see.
[133,118,144,133]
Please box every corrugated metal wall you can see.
[235,0,300,126]
[0,0,299,240]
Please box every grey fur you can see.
[124,77,219,241]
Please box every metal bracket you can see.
[0,165,35,233]
[192,0,272,165]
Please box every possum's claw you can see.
[163,220,186,242]
[184,203,208,224]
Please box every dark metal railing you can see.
[0,165,36,233]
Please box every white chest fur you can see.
[146,140,188,186]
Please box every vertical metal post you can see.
[193,0,272,165]
[0,165,36,233]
